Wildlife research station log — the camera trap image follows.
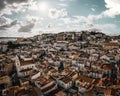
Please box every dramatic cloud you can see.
[28,1,38,11]
[49,8,68,19]
[18,22,35,32]
[0,0,33,15]
[6,0,30,4]
[0,16,11,25]
[0,0,6,11]
[103,0,120,18]
[0,17,19,30]
[0,0,120,37]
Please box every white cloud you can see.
[28,1,38,11]
[49,8,68,19]
[88,23,117,33]
[103,0,120,18]
[87,15,102,24]
[58,3,68,7]
[74,0,120,23]
[59,0,67,1]
[61,16,87,24]
[60,17,117,34]
[95,23,117,29]
[91,8,95,12]
[59,0,76,2]
[61,18,73,24]
[26,15,39,22]
[61,14,102,25]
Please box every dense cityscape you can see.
[0,31,120,96]
[0,0,120,95]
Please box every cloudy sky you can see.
[0,0,120,37]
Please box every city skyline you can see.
[0,0,120,37]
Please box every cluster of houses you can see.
[0,31,120,96]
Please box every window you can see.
[76,82,80,87]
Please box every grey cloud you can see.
[0,19,19,30]
[18,23,35,32]
[6,0,30,4]
[0,0,29,10]
[11,20,18,26]
[0,16,9,25]
[47,23,52,28]
[0,0,6,11]
[0,0,33,15]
